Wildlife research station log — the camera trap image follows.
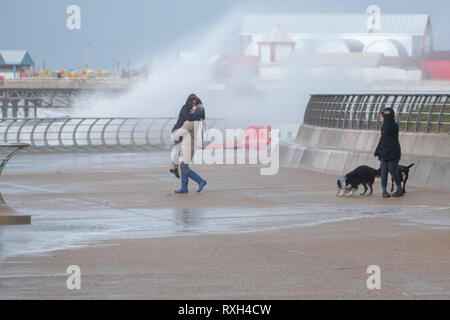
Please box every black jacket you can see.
[374,108,401,161]
[172,95,206,132]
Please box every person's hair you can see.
[191,96,202,106]
[185,93,203,107]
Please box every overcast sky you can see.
[1,0,449,69]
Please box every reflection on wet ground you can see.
[1,204,448,261]
[0,152,449,261]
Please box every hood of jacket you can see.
[383,107,396,120]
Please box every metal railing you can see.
[304,94,450,133]
[0,143,30,203]
[0,118,224,151]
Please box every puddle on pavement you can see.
[1,204,447,261]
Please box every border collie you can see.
[337,166,381,197]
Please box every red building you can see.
[420,51,450,80]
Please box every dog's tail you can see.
[407,163,415,169]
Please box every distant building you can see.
[0,50,33,79]
[231,14,436,81]
[240,14,433,60]
[257,26,296,64]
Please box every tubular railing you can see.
[0,118,224,151]
[304,94,450,133]
[0,143,30,203]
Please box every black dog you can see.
[390,163,415,193]
[337,166,381,196]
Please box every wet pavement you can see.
[0,151,449,261]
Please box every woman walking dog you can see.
[170,94,207,194]
[374,108,405,198]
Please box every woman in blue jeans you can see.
[374,108,405,198]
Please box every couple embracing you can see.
[168,94,207,194]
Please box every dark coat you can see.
[374,108,401,161]
[172,95,205,132]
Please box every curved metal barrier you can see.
[0,118,224,151]
[304,94,450,133]
[0,143,30,174]
[0,143,30,204]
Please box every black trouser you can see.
[380,159,402,191]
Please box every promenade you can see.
[0,152,448,299]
